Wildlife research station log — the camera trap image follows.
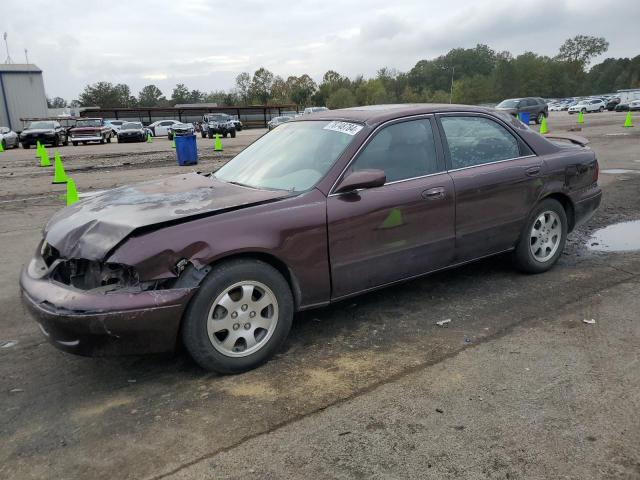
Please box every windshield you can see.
[27,121,55,129]
[75,119,102,127]
[497,99,519,108]
[215,120,359,192]
[122,122,142,129]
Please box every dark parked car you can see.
[606,97,621,111]
[20,104,601,374]
[167,123,195,140]
[117,122,148,143]
[615,103,630,112]
[19,120,69,148]
[495,97,548,124]
[69,118,113,146]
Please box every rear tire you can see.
[72,141,78,146]
[22,143,29,149]
[208,131,213,139]
[599,106,604,112]
[63,136,69,146]
[514,198,567,274]
[231,130,236,138]
[182,259,294,374]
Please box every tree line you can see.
[48,36,640,110]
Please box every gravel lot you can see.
[1,111,639,479]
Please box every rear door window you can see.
[441,116,521,169]
[347,119,440,183]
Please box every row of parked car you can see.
[548,93,640,113]
[0,113,246,149]
[267,106,329,130]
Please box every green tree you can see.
[235,72,252,104]
[47,96,67,108]
[137,84,165,107]
[171,83,190,104]
[251,67,275,104]
[326,87,356,109]
[269,75,290,104]
[78,82,134,108]
[557,35,609,68]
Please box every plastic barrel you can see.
[175,135,198,166]
[518,111,530,124]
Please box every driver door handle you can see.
[422,187,446,200]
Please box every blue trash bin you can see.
[518,111,530,124]
[175,135,198,166]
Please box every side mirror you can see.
[335,169,386,194]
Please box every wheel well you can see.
[207,252,302,309]
[544,193,575,232]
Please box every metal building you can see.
[0,64,48,131]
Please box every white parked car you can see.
[629,100,640,111]
[303,106,329,115]
[147,120,182,137]
[105,120,126,135]
[568,99,605,114]
[0,126,19,149]
[548,103,564,112]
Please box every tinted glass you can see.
[525,99,538,106]
[122,122,142,129]
[441,116,520,169]
[215,120,357,192]
[497,99,519,108]
[76,119,102,127]
[348,119,439,183]
[27,121,55,129]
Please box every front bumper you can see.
[70,135,102,142]
[21,134,56,145]
[20,258,196,356]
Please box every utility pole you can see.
[449,66,455,104]
[24,48,29,64]
[3,32,14,64]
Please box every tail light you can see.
[593,160,599,183]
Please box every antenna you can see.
[24,48,29,64]
[3,32,13,64]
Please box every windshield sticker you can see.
[323,121,363,136]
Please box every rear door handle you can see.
[525,166,541,177]
[422,187,446,200]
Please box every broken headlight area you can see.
[51,259,146,293]
[49,258,210,293]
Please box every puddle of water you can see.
[601,169,639,174]
[588,220,640,252]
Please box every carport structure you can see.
[81,104,299,128]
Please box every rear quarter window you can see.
[441,116,521,169]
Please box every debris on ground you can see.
[1,340,17,348]
[435,408,444,414]
[436,319,451,327]
[583,318,596,325]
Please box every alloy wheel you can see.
[206,281,279,357]
[529,210,562,262]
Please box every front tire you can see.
[514,198,567,274]
[182,259,294,374]
[22,143,29,149]
[535,112,545,124]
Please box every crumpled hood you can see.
[44,173,291,260]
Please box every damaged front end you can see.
[20,240,208,357]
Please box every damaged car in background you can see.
[20,104,602,374]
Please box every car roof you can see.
[295,103,496,126]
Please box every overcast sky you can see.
[3,0,639,100]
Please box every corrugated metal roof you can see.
[0,63,42,73]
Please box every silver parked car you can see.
[0,126,19,149]
[267,116,293,130]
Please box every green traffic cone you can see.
[214,134,223,152]
[147,133,152,143]
[52,151,68,184]
[539,115,548,134]
[171,138,176,148]
[577,111,584,124]
[36,140,42,158]
[623,111,633,128]
[66,178,79,205]
[39,148,51,167]
[0,141,4,153]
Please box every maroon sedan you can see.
[20,104,602,373]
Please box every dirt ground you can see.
[1,110,639,479]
